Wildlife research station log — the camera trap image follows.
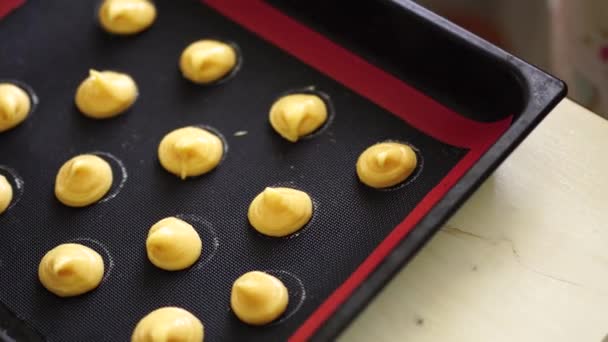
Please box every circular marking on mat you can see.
[0,78,39,124]
[208,40,243,85]
[175,214,220,270]
[0,165,24,212]
[89,151,128,203]
[68,237,114,283]
[263,270,306,325]
[192,124,229,165]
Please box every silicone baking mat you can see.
[0,0,513,340]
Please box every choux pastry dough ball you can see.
[55,154,113,207]
[132,307,204,342]
[98,0,157,35]
[75,69,138,119]
[269,93,328,142]
[180,40,237,84]
[0,83,31,132]
[38,243,105,297]
[356,142,417,188]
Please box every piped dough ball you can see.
[98,0,157,35]
[356,142,417,188]
[0,175,13,214]
[248,187,313,237]
[0,83,31,132]
[158,126,224,179]
[38,243,105,297]
[146,217,202,271]
[269,93,327,142]
[132,307,204,342]
[75,69,138,119]
[55,154,113,207]
[231,271,289,325]
[179,40,237,84]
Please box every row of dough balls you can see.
[75,38,238,119]
[38,240,289,342]
[0,38,235,127]
[0,40,337,145]
[39,230,287,340]
[0,0,158,131]
[1,107,418,218]
[130,268,289,340]
[50,138,416,232]
[76,54,327,144]
[131,269,290,340]
[52,152,314,237]
[0,70,328,137]
[94,0,326,140]
[1,0,400,152]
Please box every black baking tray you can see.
[0,0,565,341]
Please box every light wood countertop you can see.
[340,99,608,342]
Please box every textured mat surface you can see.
[0,1,466,340]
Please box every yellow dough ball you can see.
[356,142,418,188]
[132,307,204,342]
[0,175,13,214]
[98,0,157,35]
[0,83,31,132]
[146,217,202,271]
[38,243,104,297]
[158,126,224,180]
[55,154,113,207]
[269,94,328,142]
[75,69,138,119]
[179,40,237,84]
[231,271,289,326]
[248,187,313,237]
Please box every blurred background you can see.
[415,0,608,118]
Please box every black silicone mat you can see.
[0,0,565,341]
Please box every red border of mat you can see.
[0,0,23,19]
[2,1,511,341]
[203,1,511,341]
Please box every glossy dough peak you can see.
[231,271,289,325]
[98,0,157,35]
[55,154,113,207]
[269,94,327,142]
[158,126,223,179]
[38,243,104,297]
[248,187,313,237]
[132,307,204,342]
[179,40,237,84]
[75,69,138,119]
[356,142,417,188]
[146,217,202,271]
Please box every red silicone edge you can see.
[202,1,511,341]
[204,0,511,150]
[0,0,23,19]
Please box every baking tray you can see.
[0,0,566,341]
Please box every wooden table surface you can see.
[340,99,608,342]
